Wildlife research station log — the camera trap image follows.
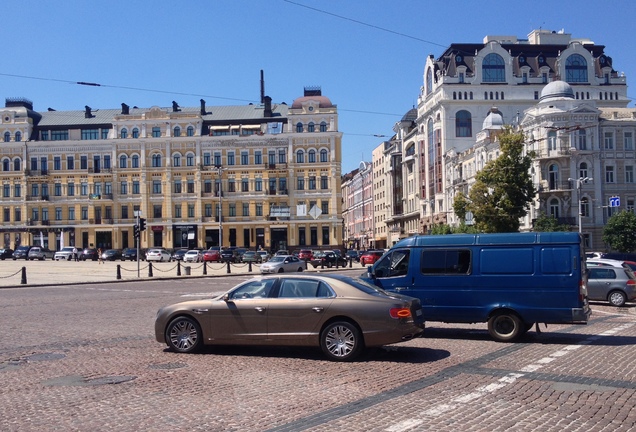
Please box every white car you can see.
[54,247,76,261]
[183,250,203,263]
[259,255,306,274]
[146,248,172,262]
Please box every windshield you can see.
[269,256,284,263]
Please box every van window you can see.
[421,249,471,275]
[374,250,410,278]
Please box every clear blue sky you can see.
[2,1,634,174]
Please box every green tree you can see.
[602,210,636,252]
[464,127,535,233]
[533,211,571,232]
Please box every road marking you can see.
[386,322,635,432]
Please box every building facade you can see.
[0,87,342,252]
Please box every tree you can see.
[458,127,535,233]
[603,210,636,252]
[533,212,571,232]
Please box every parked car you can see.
[54,247,76,261]
[122,247,145,261]
[601,252,636,262]
[256,250,271,262]
[28,246,55,260]
[101,249,122,261]
[345,250,360,262]
[0,248,14,260]
[183,250,203,263]
[171,249,188,262]
[260,255,306,274]
[146,248,172,262]
[275,250,290,256]
[80,248,99,261]
[298,249,314,261]
[241,251,262,263]
[360,250,385,267]
[310,251,347,268]
[587,265,636,307]
[12,245,33,260]
[220,247,241,263]
[202,249,222,262]
[154,274,425,361]
[235,248,248,262]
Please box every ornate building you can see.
[0,87,342,252]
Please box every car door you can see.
[209,279,275,341]
[587,267,615,301]
[266,278,334,342]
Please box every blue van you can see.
[364,232,591,342]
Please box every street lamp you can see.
[568,177,592,234]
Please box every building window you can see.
[549,198,560,218]
[174,204,182,218]
[626,166,634,183]
[121,181,128,195]
[455,110,472,137]
[321,176,328,189]
[53,157,61,170]
[132,155,139,168]
[80,156,88,170]
[186,154,194,167]
[41,207,48,222]
[3,132,10,142]
[227,152,235,166]
[579,162,588,179]
[119,155,127,168]
[565,54,588,83]
[153,205,162,218]
[296,122,303,133]
[255,151,262,165]
[67,207,74,221]
[67,183,74,196]
[3,184,9,197]
[151,180,160,194]
[187,180,194,194]
[51,130,68,141]
[173,126,181,137]
[296,150,304,163]
[187,126,194,137]
[256,203,263,217]
[15,131,21,142]
[173,180,182,194]
[132,181,140,194]
[229,204,236,217]
[604,132,614,150]
[322,226,330,245]
[321,200,329,215]
[214,152,221,166]
[577,129,587,150]
[255,178,262,191]
[188,204,194,218]
[278,150,286,164]
[605,165,615,183]
[152,154,162,167]
[320,149,328,162]
[482,53,505,82]
[297,177,305,190]
[228,179,236,193]
[241,178,249,192]
[55,207,62,221]
[308,150,316,163]
[242,203,249,216]
[241,151,248,165]
[121,205,129,219]
[204,180,212,194]
[14,184,20,197]
[81,207,88,220]
[205,203,212,217]
[81,129,98,140]
[152,127,161,138]
[309,176,316,190]
[320,122,327,132]
[625,132,634,151]
[2,159,8,172]
[173,154,181,167]
[54,183,62,196]
[14,207,21,222]
[308,122,315,132]
[80,183,88,196]
[14,158,21,171]
[121,128,128,139]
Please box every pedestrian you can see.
[72,246,78,261]
[97,248,103,264]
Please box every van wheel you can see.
[608,290,627,307]
[488,312,523,342]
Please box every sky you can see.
[2,0,635,174]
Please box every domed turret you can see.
[540,81,575,102]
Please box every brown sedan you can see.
[155,274,425,361]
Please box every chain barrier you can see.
[120,264,149,272]
[0,268,24,279]
[151,263,178,273]
[188,262,205,270]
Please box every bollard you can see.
[21,266,27,284]
[148,262,153,277]
[321,259,324,269]
[177,260,181,276]
[203,261,207,275]
[336,258,339,269]
[248,262,252,272]
[116,264,121,280]
[349,257,352,268]
[226,260,231,274]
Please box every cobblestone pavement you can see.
[0,275,635,432]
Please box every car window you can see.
[589,268,616,279]
[230,279,275,299]
[278,279,324,298]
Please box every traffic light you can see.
[139,218,146,232]
[133,224,140,238]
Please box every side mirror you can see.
[223,293,230,302]
[367,266,376,279]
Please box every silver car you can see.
[260,255,306,274]
[28,246,55,260]
[587,265,636,307]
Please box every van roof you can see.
[394,232,581,248]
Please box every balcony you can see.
[41,220,50,226]
[268,189,276,195]
[26,169,49,177]
[278,189,288,195]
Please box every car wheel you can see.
[608,290,627,307]
[278,268,284,273]
[487,312,523,342]
[297,267,304,272]
[165,316,202,353]
[320,321,362,361]
[327,262,332,268]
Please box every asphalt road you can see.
[1,274,635,431]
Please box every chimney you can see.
[172,101,180,112]
[84,106,94,118]
[200,99,207,115]
[121,103,129,115]
[264,96,272,117]
[260,70,265,104]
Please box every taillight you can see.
[390,308,412,319]
[627,280,636,286]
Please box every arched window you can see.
[549,164,559,190]
[132,128,139,139]
[308,150,316,163]
[119,155,127,169]
[549,198,560,218]
[296,122,303,133]
[548,131,557,150]
[296,150,304,163]
[581,197,590,218]
[579,162,588,179]
[174,126,181,137]
[455,110,472,137]
[3,132,10,142]
[566,54,588,83]
[120,128,128,139]
[577,129,587,150]
[173,153,181,167]
[2,159,9,171]
[187,126,194,137]
[308,122,315,132]
[426,68,433,95]
[320,121,327,132]
[186,153,194,166]
[152,127,161,138]
[13,158,21,171]
[132,155,139,168]
[15,131,21,142]
[320,149,328,162]
[482,53,505,82]
[152,154,162,167]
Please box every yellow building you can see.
[0,88,342,253]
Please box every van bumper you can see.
[572,306,592,323]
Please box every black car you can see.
[122,247,145,261]
[220,247,241,263]
[12,245,33,260]
[0,248,14,260]
[311,251,347,268]
[101,249,122,261]
[345,250,360,262]
[171,249,188,261]
[80,248,99,261]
